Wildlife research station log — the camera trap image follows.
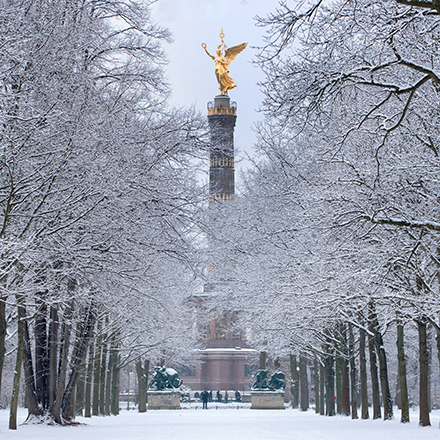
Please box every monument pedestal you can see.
[250,391,285,410]
[147,390,181,410]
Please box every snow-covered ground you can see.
[0,406,439,440]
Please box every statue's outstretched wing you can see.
[224,43,247,66]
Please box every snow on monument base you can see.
[147,391,181,410]
[251,391,285,410]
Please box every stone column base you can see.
[147,391,181,410]
[251,391,285,409]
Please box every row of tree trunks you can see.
[4,300,429,426]
[78,324,120,418]
[315,318,390,421]
[290,311,423,426]
[7,279,102,427]
[318,327,355,418]
[323,311,426,425]
[304,312,429,427]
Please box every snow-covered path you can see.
[0,406,439,440]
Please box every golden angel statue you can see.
[202,30,247,95]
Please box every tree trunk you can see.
[335,355,342,414]
[61,304,95,421]
[23,319,41,417]
[319,362,325,415]
[51,304,73,424]
[84,340,94,418]
[435,325,440,417]
[299,356,309,411]
[260,351,267,370]
[75,370,86,416]
[92,330,101,416]
[314,358,320,414]
[9,302,24,430]
[105,349,112,416]
[396,319,409,423]
[427,325,432,413]
[111,353,120,415]
[368,320,381,419]
[136,359,148,413]
[341,356,350,416]
[259,351,267,369]
[0,296,6,399]
[35,300,48,410]
[48,305,59,409]
[72,321,85,417]
[106,334,116,415]
[99,338,107,415]
[339,325,350,416]
[359,328,369,419]
[348,324,358,419]
[324,349,335,416]
[418,319,430,427]
[289,354,299,408]
[371,314,393,420]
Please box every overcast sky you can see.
[151,0,276,174]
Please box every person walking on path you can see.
[224,391,228,403]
